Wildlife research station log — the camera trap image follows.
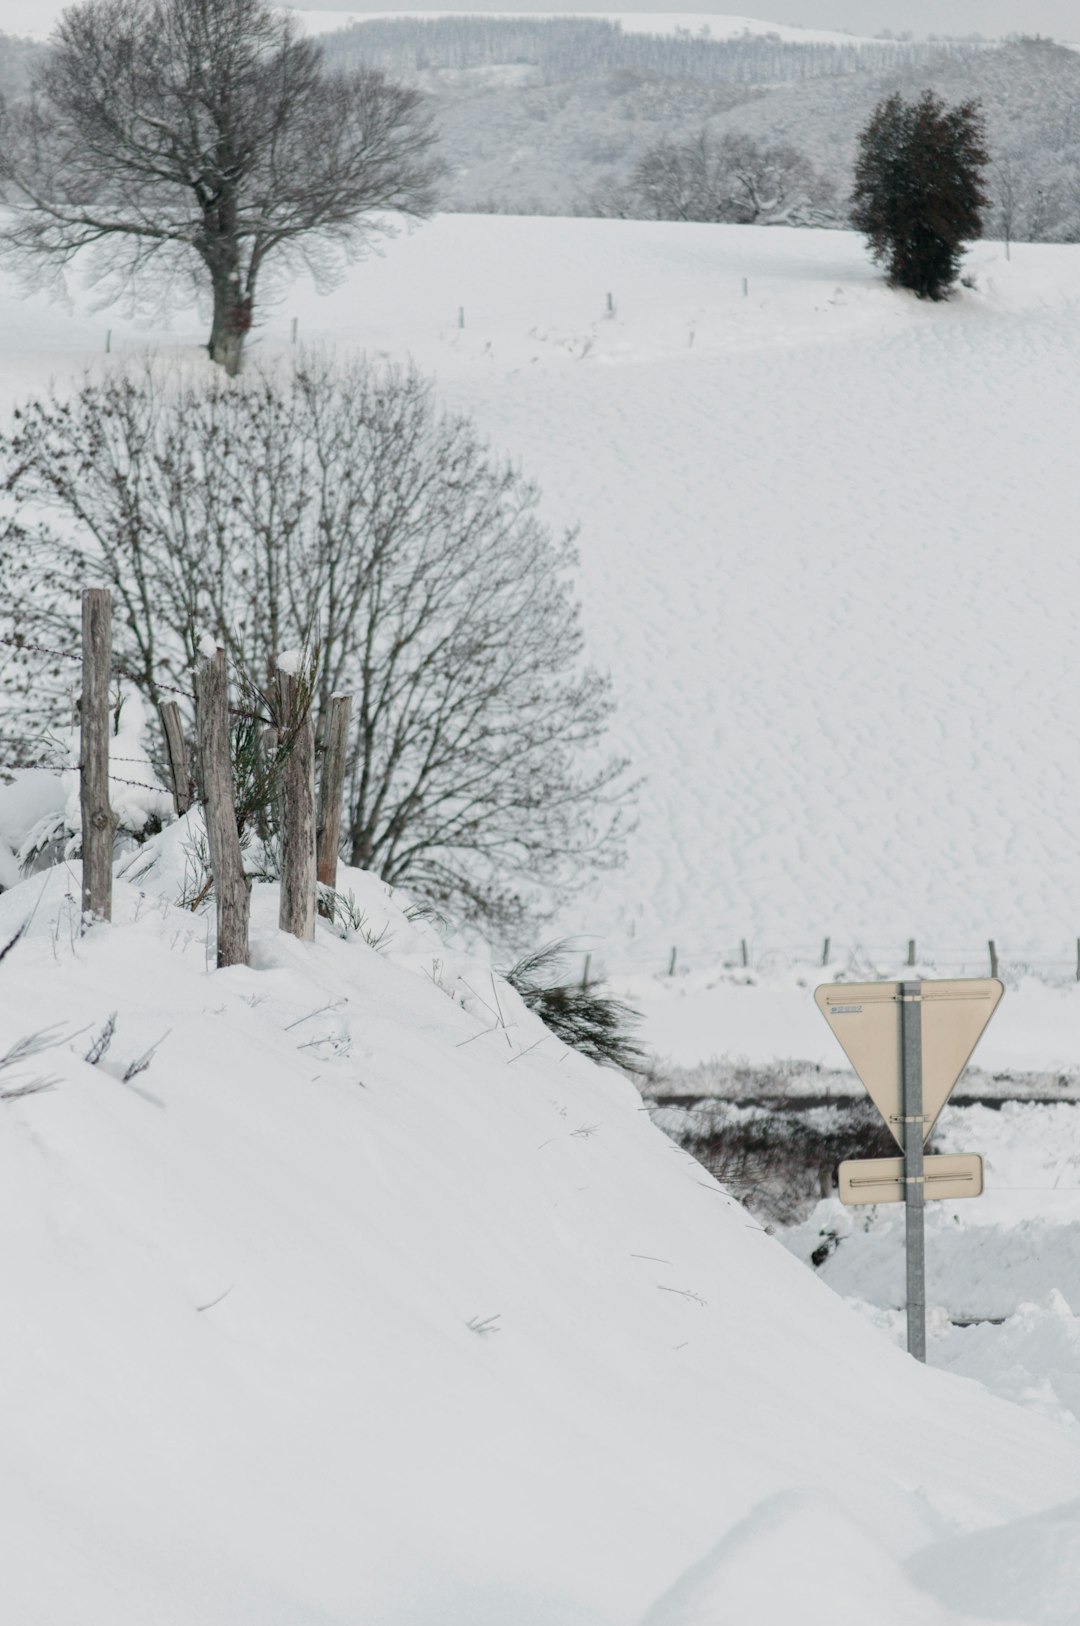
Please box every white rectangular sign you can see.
[838,1152,983,1207]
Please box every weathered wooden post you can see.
[316,693,352,915]
[80,587,114,926]
[278,663,316,941]
[160,700,192,815]
[988,939,999,979]
[195,648,250,968]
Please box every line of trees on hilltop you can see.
[320,16,981,90]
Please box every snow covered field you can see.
[5,200,1080,1621]
[5,216,1080,970]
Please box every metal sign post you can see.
[814,976,1004,1363]
[900,981,926,1362]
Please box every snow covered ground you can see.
[4,208,1080,1621]
[2,852,1080,1626]
[5,217,1080,968]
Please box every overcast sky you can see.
[750,0,1077,37]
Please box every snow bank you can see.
[642,1490,973,1626]
[1,854,1078,1623]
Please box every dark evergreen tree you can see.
[850,91,989,300]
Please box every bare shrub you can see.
[0,354,631,937]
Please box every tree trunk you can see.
[207,252,253,377]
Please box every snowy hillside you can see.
[6,108,1080,1626]
[288,9,882,44]
[3,854,1080,1625]
[3,216,1080,969]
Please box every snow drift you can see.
[1,844,1078,1623]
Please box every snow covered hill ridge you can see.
[4,838,1080,1626]
[287,10,885,45]
[0,5,890,42]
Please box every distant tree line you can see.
[320,16,981,91]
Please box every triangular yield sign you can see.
[814,979,1003,1148]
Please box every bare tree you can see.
[990,152,1023,259]
[0,355,631,936]
[0,0,442,373]
[589,128,836,228]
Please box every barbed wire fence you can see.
[5,597,1080,985]
[0,589,350,969]
[582,934,1080,988]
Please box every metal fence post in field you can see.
[316,693,352,914]
[279,666,317,941]
[195,648,250,968]
[80,587,114,926]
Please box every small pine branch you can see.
[502,939,645,1073]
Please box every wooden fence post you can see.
[278,665,316,941]
[988,939,999,979]
[907,939,917,966]
[195,648,250,968]
[316,693,352,915]
[821,936,830,967]
[160,700,192,815]
[80,587,113,926]
[741,938,749,968]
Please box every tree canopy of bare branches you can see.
[589,128,837,228]
[0,355,630,936]
[0,0,442,372]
